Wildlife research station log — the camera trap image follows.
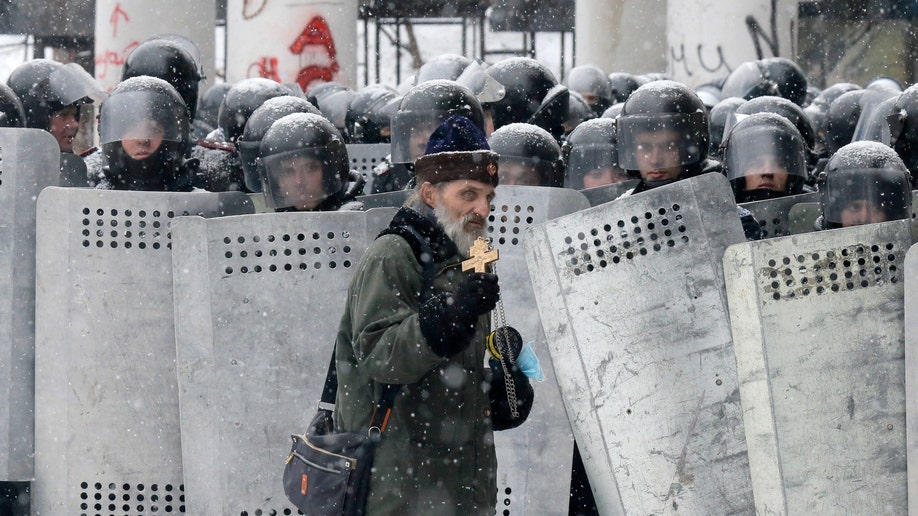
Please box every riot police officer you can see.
[488,123,564,187]
[562,117,628,189]
[258,112,360,212]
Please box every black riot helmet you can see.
[415,54,472,84]
[722,112,807,203]
[564,91,596,135]
[721,57,808,106]
[887,84,918,179]
[824,89,866,156]
[565,65,613,116]
[122,36,204,119]
[390,79,484,167]
[617,80,710,179]
[607,72,642,104]
[561,117,628,189]
[305,81,349,110]
[735,95,816,151]
[0,83,25,128]
[488,122,564,187]
[345,84,399,144]
[217,78,291,144]
[804,82,861,154]
[99,76,193,191]
[486,57,568,133]
[194,82,231,138]
[708,97,746,159]
[315,88,356,140]
[258,112,350,211]
[8,59,106,130]
[818,141,912,228]
[237,95,322,192]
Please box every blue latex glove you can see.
[516,341,544,381]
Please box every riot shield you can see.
[170,208,395,514]
[524,173,754,514]
[787,201,821,234]
[579,179,639,207]
[347,143,390,195]
[899,241,918,514]
[59,152,90,187]
[488,185,590,515]
[0,129,60,482]
[739,191,819,238]
[725,220,912,514]
[32,187,253,513]
[358,189,411,209]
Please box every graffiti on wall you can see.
[95,2,140,81]
[668,0,789,81]
[243,2,340,91]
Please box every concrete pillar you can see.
[94,0,216,91]
[225,0,358,91]
[574,0,668,75]
[666,0,798,87]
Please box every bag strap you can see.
[318,225,436,433]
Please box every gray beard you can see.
[434,202,486,257]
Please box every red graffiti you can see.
[289,16,339,91]
[109,3,130,38]
[247,56,282,82]
[94,40,140,80]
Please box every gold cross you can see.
[462,237,499,273]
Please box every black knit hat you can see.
[414,115,499,187]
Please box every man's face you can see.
[743,154,789,192]
[121,120,165,160]
[839,199,888,227]
[274,155,326,210]
[633,129,684,182]
[582,166,629,189]
[409,120,440,160]
[498,162,541,186]
[49,105,79,153]
[423,179,495,253]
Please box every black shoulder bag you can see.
[283,347,400,516]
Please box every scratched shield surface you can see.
[524,173,754,514]
[739,192,820,239]
[725,220,912,514]
[225,0,358,91]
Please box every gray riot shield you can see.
[525,173,754,514]
[579,179,639,207]
[725,220,913,514]
[32,187,253,513]
[0,129,60,482]
[347,143,390,195]
[59,152,91,187]
[170,208,395,515]
[906,242,918,513]
[488,185,590,515]
[787,201,822,234]
[358,189,411,209]
[740,191,820,238]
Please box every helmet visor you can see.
[617,112,706,170]
[390,111,445,165]
[49,63,108,106]
[724,130,807,183]
[260,148,342,210]
[100,91,185,144]
[821,168,912,225]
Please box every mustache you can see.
[463,213,486,226]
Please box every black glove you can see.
[488,357,534,431]
[419,272,500,358]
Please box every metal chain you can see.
[487,243,519,420]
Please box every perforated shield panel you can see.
[524,174,753,514]
[0,129,61,481]
[347,143,389,195]
[739,192,819,238]
[725,220,912,514]
[487,185,590,515]
[170,208,395,515]
[32,187,253,514]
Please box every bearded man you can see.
[333,115,533,515]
